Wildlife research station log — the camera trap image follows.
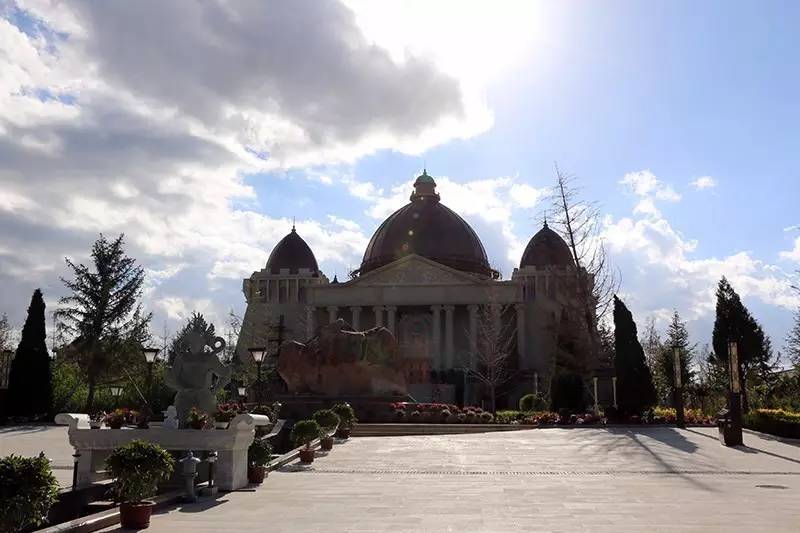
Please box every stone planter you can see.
[107,421,123,429]
[214,421,230,430]
[120,501,155,530]
[56,412,272,491]
[248,465,266,484]
[320,435,334,450]
[299,448,315,464]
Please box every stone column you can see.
[350,306,361,330]
[305,307,315,339]
[444,305,455,369]
[431,305,442,369]
[386,306,397,334]
[515,303,526,362]
[327,306,338,324]
[373,306,384,328]
[467,304,478,368]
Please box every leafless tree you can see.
[547,165,621,368]
[465,302,516,413]
[788,271,800,366]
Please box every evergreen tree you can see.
[640,316,664,398]
[8,290,52,418]
[788,308,800,368]
[56,235,151,412]
[598,320,615,368]
[710,277,774,412]
[613,296,656,415]
[654,311,695,405]
[167,313,215,364]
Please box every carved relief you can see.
[359,258,475,286]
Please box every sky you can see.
[1,0,798,359]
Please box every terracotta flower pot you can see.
[120,501,155,530]
[108,421,123,429]
[190,421,206,430]
[299,448,315,464]
[320,435,334,451]
[335,427,351,439]
[248,465,266,484]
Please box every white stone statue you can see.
[164,331,232,427]
[162,406,179,429]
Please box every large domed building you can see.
[238,171,602,408]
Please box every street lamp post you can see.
[248,347,266,404]
[237,385,247,401]
[673,346,685,429]
[142,347,160,418]
[109,384,123,409]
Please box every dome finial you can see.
[292,216,296,232]
[543,215,548,228]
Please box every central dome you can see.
[358,171,494,278]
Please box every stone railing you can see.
[55,413,271,491]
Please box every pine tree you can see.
[56,235,151,412]
[613,296,656,415]
[167,313,215,364]
[640,316,665,399]
[788,308,800,368]
[655,311,695,406]
[8,290,52,418]
[710,277,774,412]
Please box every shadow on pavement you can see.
[0,425,51,435]
[684,427,800,467]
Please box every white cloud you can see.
[606,171,799,332]
[691,176,717,190]
[780,237,800,263]
[620,170,681,218]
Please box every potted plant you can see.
[214,403,238,429]
[291,419,323,464]
[312,409,340,451]
[0,453,60,532]
[104,408,130,429]
[331,402,356,439]
[90,411,106,429]
[247,438,273,484]
[186,407,209,429]
[105,440,174,530]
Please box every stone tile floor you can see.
[99,426,800,532]
[0,424,74,488]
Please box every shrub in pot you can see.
[312,409,340,451]
[292,420,323,464]
[105,408,137,429]
[247,438,273,484]
[106,440,174,530]
[0,453,59,532]
[214,403,239,429]
[186,407,210,429]
[332,403,357,438]
[439,409,451,423]
[480,411,494,423]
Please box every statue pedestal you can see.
[55,413,271,491]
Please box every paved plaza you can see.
[0,425,74,488]
[100,426,799,532]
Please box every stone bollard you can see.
[200,451,219,497]
[179,451,202,502]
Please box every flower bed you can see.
[390,402,494,423]
[744,409,800,439]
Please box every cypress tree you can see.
[613,296,656,415]
[8,289,52,418]
[710,277,774,412]
[654,311,695,405]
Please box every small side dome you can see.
[520,222,574,268]
[266,226,320,275]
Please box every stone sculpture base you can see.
[55,413,271,491]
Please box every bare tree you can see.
[547,166,620,368]
[466,302,516,413]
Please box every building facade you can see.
[237,171,602,408]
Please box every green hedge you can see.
[0,453,60,532]
[744,409,800,439]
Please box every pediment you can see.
[351,255,484,286]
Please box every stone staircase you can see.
[352,423,535,437]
